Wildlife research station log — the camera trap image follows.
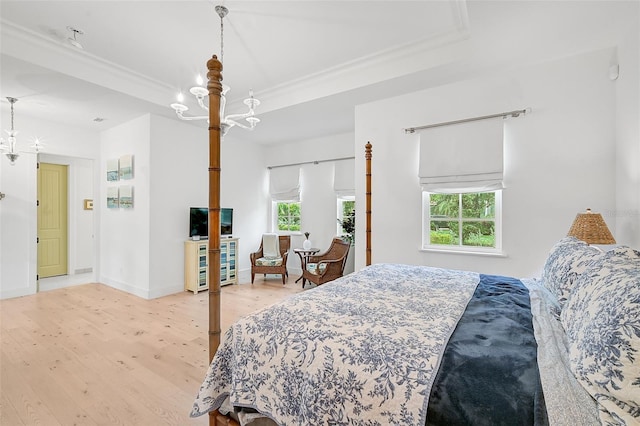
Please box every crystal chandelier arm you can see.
[195,97,210,113]
[224,116,260,130]
[190,86,210,113]
[224,92,259,121]
[175,112,209,121]
[170,103,208,121]
[224,110,255,121]
[169,5,260,135]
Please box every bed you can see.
[195,56,640,426]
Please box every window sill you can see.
[420,246,507,257]
[274,231,303,236]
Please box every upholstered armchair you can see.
[301,237,350,288]
[250,234,291,284]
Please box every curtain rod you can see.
[267,156,355,170]
[404,108,531,134]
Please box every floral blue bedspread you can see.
[191,263,480,425]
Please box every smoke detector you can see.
[67,26,84,49]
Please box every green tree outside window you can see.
[428,192,496,247]
[277,202,301,231]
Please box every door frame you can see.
[37,154,96,290]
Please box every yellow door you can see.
[38,163,68,278]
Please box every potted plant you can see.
[337,210,355,243]
[337,210,355,274]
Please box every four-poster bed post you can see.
[206,54,224,426]
[365,142,372,266]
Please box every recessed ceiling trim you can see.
[250,0,471,114]
[1,19,174,108]
[254,28,471,115]
[2,0,472,120]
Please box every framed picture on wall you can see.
[107,158,119,181]
[107,187,119,208]
[119,185,134,209]
[119,155,134,180]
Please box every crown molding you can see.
[1,19,174,107]
[254,30,471,114]
[2,0,472,115]
[252,1,471,114]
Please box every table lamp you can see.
[567,208,616,245]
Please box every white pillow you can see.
[561,246,640,424]
[540,237,603,307]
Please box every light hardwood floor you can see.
[1,277,305,425]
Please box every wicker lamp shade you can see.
[567,208,616,245]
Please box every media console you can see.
[184,238,238,293]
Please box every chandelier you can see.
[0,97,44,165]
[170,5,260,137]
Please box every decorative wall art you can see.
[107,158,119,181]
[119,155,134,180]
[107,187,119,208]
[119,185,134,209]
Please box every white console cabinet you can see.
[184,238,238,293]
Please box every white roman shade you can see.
[419,118,504,193]
[269,166,301,201]
[333,159,355,197]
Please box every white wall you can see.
[0,113,99,299]
[220,132,269,283]
[0,152,37,298]
[146,115,268,295]
[147,115,210,297]
[263,132,355,275]
[98,114,268,297]
[355,48,619,278]
[99,114,152,298]
[614,15,640,248]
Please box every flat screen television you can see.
[221,208,233,236]
[189,207,233,239]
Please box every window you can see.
[423,191,501,251]
[337,197,355,241]
[276,201,301,232]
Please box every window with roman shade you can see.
[334,159,355,239]
[333,159,355,197]
[418,118,504,194]
[269,166,301,202]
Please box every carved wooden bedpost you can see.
[207,55,223,426]
[365,142,372,266]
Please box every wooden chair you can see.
[250,235,291,284]
[301,237,350,288]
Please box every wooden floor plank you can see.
[1,360,62,425]
[1,394,27,426]
[1,278,304,425]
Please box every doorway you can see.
[38,163,68,278]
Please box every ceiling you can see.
[0,1,637,145]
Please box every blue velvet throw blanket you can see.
[426,274,548,426]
